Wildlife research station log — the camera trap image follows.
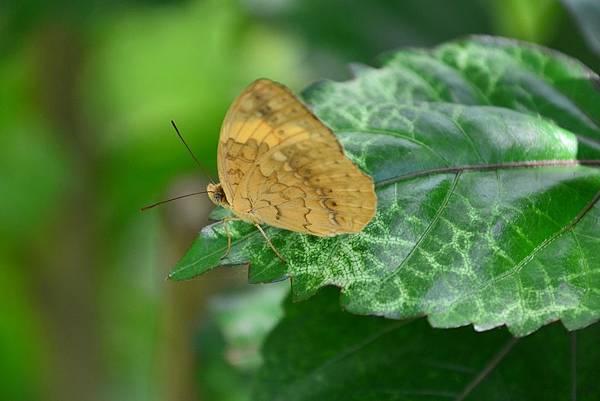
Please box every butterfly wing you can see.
[244,138,377,236]
[217,79,288,202]
[218,79,376,236]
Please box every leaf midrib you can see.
[374,159,600,187]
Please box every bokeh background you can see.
[1,1,598,400]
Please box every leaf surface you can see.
[562,0,600,56]
[171,37,600,336]
[254,288,600,401]
[197,283,288,401]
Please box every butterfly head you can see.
[207,182,230,207]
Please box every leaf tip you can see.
[166,269,182,281]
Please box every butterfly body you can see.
[207,182,263,226]
[208,79,377,237]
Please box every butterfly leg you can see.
[220,217,240,259]
[254,224,286,263]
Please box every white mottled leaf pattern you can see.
[170,37,600,336]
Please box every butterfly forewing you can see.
[218,79,376,236]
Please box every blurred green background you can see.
[1,1,598,400]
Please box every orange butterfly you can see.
[144,79,377,261]
[206,79,377,259]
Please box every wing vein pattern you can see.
[217,79,377,236]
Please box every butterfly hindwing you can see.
[218,79,376,236]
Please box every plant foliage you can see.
[254,288,599,401]
[171,36,600,336]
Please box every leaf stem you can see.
[455,337,519,401]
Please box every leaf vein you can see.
[383,171,462,283]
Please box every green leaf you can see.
[171,37,600,336]
[255,287,599,401]
[244,0,496,71]
[169,220,262,281]
[208,282,288,371]
[197,283,288,401]
[562,0,600,56]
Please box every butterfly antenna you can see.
[170,120,216,184]
[140,190,210,211]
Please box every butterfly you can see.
[206,79,377,259]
